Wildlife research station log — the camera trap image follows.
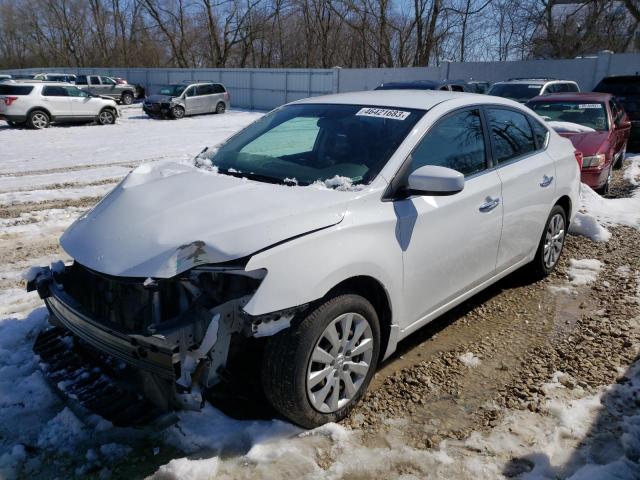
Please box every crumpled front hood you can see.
[61,162,352,278]
[557,131,609,155]
[145,94,174,104]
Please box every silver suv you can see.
[76,75,137,105]
[488,78,580,103]
[143,82,229,119]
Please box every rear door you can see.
[41,85,73,117]
[486,106,556,271]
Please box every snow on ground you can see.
[567,258,602,286]
[570,154,640,242]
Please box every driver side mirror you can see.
[615,117,631,130]
[405,165,465,196]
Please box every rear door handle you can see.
[479,197,500,212]
[540,175,554,187]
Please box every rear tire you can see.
[170,105,185,119]
[215,102,226,114]
[526,205,567,280]
[261,294,380,428]
[27,110,50,129]
[120,92,134,105]
[97,108,116,125]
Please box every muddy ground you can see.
[3,163,639,478]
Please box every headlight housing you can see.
[582,154,606,168]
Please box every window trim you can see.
[482,104,546,169]
[383,104,492,201]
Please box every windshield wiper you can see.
[220,168,285,185]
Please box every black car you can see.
[594,75,640,151]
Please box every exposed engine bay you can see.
[28,261,303,425]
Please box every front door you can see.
[398,108,503,327]
[485,107,557,271]
[67,86,98,117]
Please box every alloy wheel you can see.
[306,312,374,413]
[31,112,48,129]
[99,110,115,125]
[543,213,565,269]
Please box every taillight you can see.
[3,96,18,106]
[574,150,583,169]
[224,92,230,102]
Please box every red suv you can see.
[527,93,631,194]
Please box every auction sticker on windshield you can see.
[578,104,602,109]
[356,107,410,120]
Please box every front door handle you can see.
[540,175,554,188]
[479,197,500,212]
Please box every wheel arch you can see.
[324,275,393,365]
[27,106,52,120]
[554,195,572,226]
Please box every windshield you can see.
[488,83,542,101]
[528,101,608,131]
[158,85,187,96]
[199,103,425,186]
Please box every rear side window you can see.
[76,75,87,85]
[42,86,69,97]
[411,108,487,177]
[212,84,226,93]
[0,85,34,95]
[197,84,215,95]
[487,108,536,164]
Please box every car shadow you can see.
[501,354,640,478]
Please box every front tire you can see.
[527,205,567,279]
[262,294,380,428]
[596,167,612,196]
[120,92,134,105]
[170,105,185,119]
[27,110,50,129]
[613,144,626,170]
[97,108,116,125]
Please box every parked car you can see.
[489,79,580,103]
[526,93,631,195]
[33,73,77,83]
[0,82,118,129]
[593,75,640,152]
[376,80,489,93]
[143,82,229,119]
[76,75,136,105]
[466,80,491,94]
[0,74,11,82]
[28,90,579,429]
[11,73,35,80]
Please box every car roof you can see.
[495,79,576,85]
[599,75,640,83]
[8,81,71,86]
[292,89,516,110]
[528,92,612,103]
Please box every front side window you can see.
[527,101,608,131]
[487,108,536,163]
[200,103,424,186]
[42,86,68,97]
[410,109,486,177]
[65,86,89,97]
[89,76,100,84]
[100,76,116,85]
[184,87,196,97]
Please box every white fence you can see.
[3,52,639,110]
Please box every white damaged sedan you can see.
[28,90,580,428]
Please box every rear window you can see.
[0,85,34,95]
[594,78,640,96]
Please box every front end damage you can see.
[28,261,302,427]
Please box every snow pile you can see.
[312,175,364,192]
[152,457,219,480]
[568,211,611,242]
[458,352,481,368]
[623,154,640,186]
[36,408,87,454]
[547,121,596,133]
[567,258,602,286]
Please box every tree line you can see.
[0,0,638,70]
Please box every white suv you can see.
[0,82,118,129]
[488,78,580,103]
